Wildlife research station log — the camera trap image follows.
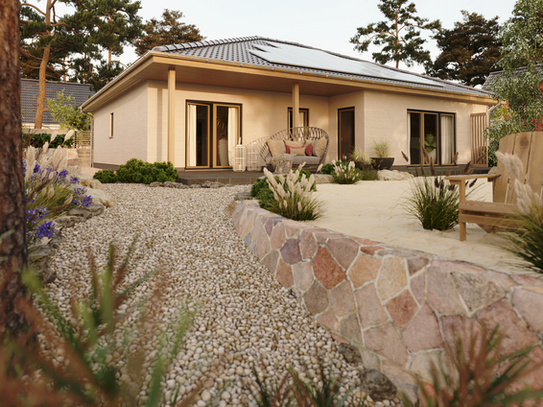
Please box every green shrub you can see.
[320,163,335,175]
[49,133,74,148]
[94,169,117,183]
[22,133,74,149]
[115,159,178,184]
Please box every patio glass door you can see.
[186,102,240,168]
[338,108,355,161]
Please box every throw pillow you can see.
[290,147,306,157]
[313,137,327,157]
[267,139,286,156]
[304,143,313,157]
[285,141,304,153]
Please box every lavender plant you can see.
[23,143,92,246]
[263,164,323,221]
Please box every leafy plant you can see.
[94,169,118,184]
[371,139,390,158]
[263,165,323,221]
[115,159,178,184]
[424,134,437,152]
[22,133,74,149]
[46,90,92,131]
[0,238,202,406]
[402,324,543,407]
[320,163,335,175]
[331,160,362,184]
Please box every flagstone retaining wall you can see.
[232,201,543,399]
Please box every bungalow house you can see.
[80,36,495,170]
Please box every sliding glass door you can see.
[186,102,240,169]
[408,111,455,165]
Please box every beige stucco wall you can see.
[93,84,148,166]
[147,81,330,168]
[363,91,488,164]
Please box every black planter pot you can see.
[371,157,395,170]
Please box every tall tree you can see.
[425,11,501,87]
[67,0,143,90]
[350,0,441,68]
[0,0,29,337]
[134,10,204,56]
[20,1,80,128]
[485,0,543,143]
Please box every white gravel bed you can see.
[46,183,382,407]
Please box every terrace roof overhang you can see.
[81,51,495,113]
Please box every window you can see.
[109,113,114,138]
[288,108,309,128]
[408,110,455,165]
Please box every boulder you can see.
[149,182,163,187]
[313,174,334,184]
[234,191,253,201]
[84,187,116,208]
[378,170,414,181]
[358,369,398,401]
[78,173,104,190]
[271,153,295,174]
[202,181,225,188]
[338,343,363,365]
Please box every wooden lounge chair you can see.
[445,131,543,241]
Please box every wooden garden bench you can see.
[445,131,543,241]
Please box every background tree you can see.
[67,0,143,90]
[46,90,92,130]
[0,0,30,337]
[134,10,204,56]
[20,1,81,128]
[485,0,543,153]
[425,11,502,87]
[349,0,441,68]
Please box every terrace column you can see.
[168,68,176,164]
[292,83,300,129]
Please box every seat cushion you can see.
[290,147,306,156]
[285,141,304,153]
[292,156,321,165]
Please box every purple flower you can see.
[33,162,40,174]
[59,169,69,179]
[36,220,55,240]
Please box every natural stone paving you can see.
[46,184,390,407]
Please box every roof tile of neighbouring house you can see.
[21,78,95,126]
[152,36,489,97]
[482,65,543,91]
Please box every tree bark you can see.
[0,0,29,337]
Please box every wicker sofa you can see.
[251,127,329,172]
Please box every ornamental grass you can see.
[496,151,543,273]
[331,160,362,184]
[263,164,323,221]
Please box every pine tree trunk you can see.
[0,0,30,337]
[34,43,51,129]
[33,0,53,129]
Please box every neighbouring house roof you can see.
[152,36,490,97]
[82,36,494,112]
[21,78,95,126]
[483,64,543,92]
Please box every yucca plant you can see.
[0,237,202,406]
[402,325,543,407]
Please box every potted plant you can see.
[424,133,437,164]
[370,139,394,170]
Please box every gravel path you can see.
[47,184,383,407]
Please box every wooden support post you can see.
[168,68,176,164]
[292,83,299,129]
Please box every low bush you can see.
[261,165,323,221]
[320,163,335,175]
[22,133,74,149]
[115,159,178,184]
[94,169,118,184]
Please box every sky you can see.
[56,0,519,75]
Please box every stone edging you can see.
[232,201,543,399]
